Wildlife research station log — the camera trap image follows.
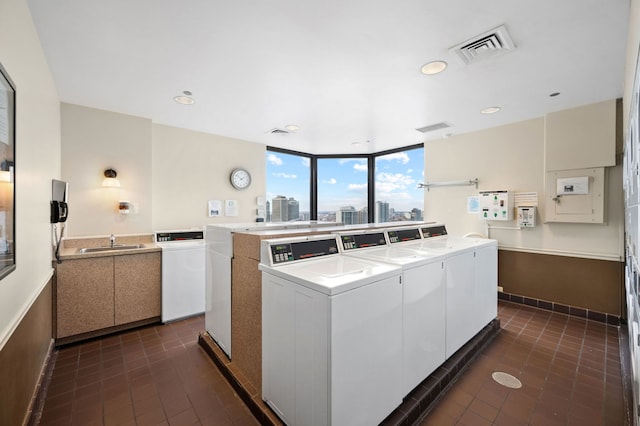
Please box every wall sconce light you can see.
[102,168,121,187]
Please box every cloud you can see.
[353,163,368,172]
[267,153,283,166]
[375,172,416,195]
[323,178,337,184]
[301,157,310,167]
[338,158,367,166]
[273,172,297,179]
[377,152,410,164]
[348,183,367,191]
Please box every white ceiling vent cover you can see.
[449,25,516,65]
[416,122,452,134]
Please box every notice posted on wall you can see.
[467,196,480,214]
[225,199,238,217]
[208,200,222,217]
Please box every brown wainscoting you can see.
[498,249,624,317]
[0,278,54,426]
[497,291,621,325]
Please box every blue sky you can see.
[266,148,424,213]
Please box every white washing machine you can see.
[401,224,498,358]
[155,229,206,323]
[336,227,447,396]
[205,221,335,357]
[259,234,404,426]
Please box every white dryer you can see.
[336,227,447,396]
[259,234,403,426]
[402,224,498,358]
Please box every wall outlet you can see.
[497,286,504,292]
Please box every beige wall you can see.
[152,124,266,230]
[424,105,624,261]
[60,106,267,236]
[0,0,60,347]
[61,103,153,236]
[0,0,60,422]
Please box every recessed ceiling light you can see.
[420,60,448,75]
[285,124,300,132]
[174,95,195,105]
[352,140,371,146]
[480,106,501,114]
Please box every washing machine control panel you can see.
[269,238,339,264]
[339,232,387,251]
[387,228,422,244]
[420,225,448,239]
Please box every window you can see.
[317,157,368,224]
[266,144,423,223]
[265,150,311,222]
[374,146,424,222]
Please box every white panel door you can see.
[476,245,498,327]
[445,250,476,358]
[402,261,446,395]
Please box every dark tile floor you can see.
[420,301,629,426]
[38,316,258,426]
[38,301,629,425]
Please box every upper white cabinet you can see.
[544,99,616,171]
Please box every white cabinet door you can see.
[445,250,476,358]
[402,261,446,394]
[206,251,231,357]
[476,245,498,327]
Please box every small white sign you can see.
[225,199,239,217]
[467,196,480,214]
[556,176,589,195]
[208,199,222,217]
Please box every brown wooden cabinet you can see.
[56,257,114,338]
[114,253,161,325]
[55,252,161,340]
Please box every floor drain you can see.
[491,371,522,389]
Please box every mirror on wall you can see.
[0,62,16,280]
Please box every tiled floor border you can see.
[498,291,622,325]
[199,319,501,426]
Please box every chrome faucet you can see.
[110,234,115,247]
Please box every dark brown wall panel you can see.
[0,279,53,426]
[498,250,624,315]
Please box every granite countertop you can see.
[56,234,161,260]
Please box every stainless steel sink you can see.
[77,244,145,253]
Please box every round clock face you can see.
[230,168,251,190]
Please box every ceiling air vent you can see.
[416,122,452,134]
[449,25,516,65]
[267,128,289,135]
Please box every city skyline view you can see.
[266,147,424,222]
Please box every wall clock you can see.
[230,167,252,190]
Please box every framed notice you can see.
[0,62,15,280]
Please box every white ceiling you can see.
[26,0,629,155]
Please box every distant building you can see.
[339,206,358,224]
[271,195,288,222]
[411,208,423,221]
[376,201,389,223]
[266,200,271,222]
[288,197,300,221]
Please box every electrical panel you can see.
[479,190,513,221]
[516,206,536,228]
